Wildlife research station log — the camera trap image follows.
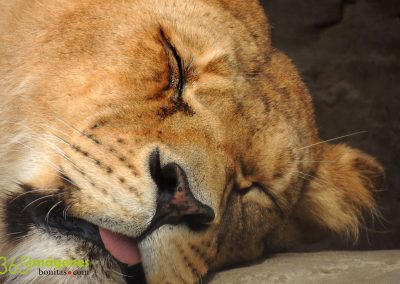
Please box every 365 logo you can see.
[0,256,29,275]
[0,256,90,276]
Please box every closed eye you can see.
[252,182,284,216]
[239,182,284,216]
[160,30,185,97]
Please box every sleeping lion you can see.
[0,0,383,283]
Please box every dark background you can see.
[260,0,400,249]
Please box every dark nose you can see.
[148,150,215,231]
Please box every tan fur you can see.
[0,0,383,283]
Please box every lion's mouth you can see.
[5,186,147,284]
[5,172,214,283]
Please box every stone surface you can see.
[207,251,400,283]
[260,0,400,249]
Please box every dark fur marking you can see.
[283,190,292,203]
[260,95,271,113]
[176,243,201,278]
[90,124,99,130]
[189,243,210,265]
[128,187,142,199]
[87,134,101,145]
[352,157,383,189]
[70,141,138,177]
[59,171,76,188]
[158,101,195,119]
[61,161,99,192]
[123,263,147,284]
[72,144,80,151]
[71,144,91,161]
[147,84,170,101]
[273,170,283,179]
[308,169,317,178]
[90,120,107,130]
[235,101,244,114]
[3,186,103,247]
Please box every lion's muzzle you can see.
[143,149,215,239]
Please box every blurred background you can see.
[260,0,400,249]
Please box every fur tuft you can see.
[295,143,384,242]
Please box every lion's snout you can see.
[143,149,215,239]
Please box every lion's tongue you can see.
[99,228,141,266]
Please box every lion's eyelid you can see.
[159,29,186,98]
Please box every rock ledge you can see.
[207,250,400,283]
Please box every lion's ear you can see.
[294,144,384,241]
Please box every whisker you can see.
[298,160,339,163]
[297,170,333,186]
[52,119,137,170]
[63,204,72,220]
[8,141,61,172]
[6,140,80,188]
[47,133,97,168]
[22,194,57,212]
[297,173,313,183]
[38,135,84,169]
[297,131,367,150]
[297,171,318,180]
[296,171,328,189]
[55,117,87,137]
[40,134,94,186]
[45,201,63,223]
[10,188,51,203]
[4,231,25,236]
[33,200,50,210]
[41,123,74,140]
[110,269,138,278]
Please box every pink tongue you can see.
[99,228,141,266]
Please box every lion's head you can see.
[0,0,383,283]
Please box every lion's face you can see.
[0,0,384,283]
